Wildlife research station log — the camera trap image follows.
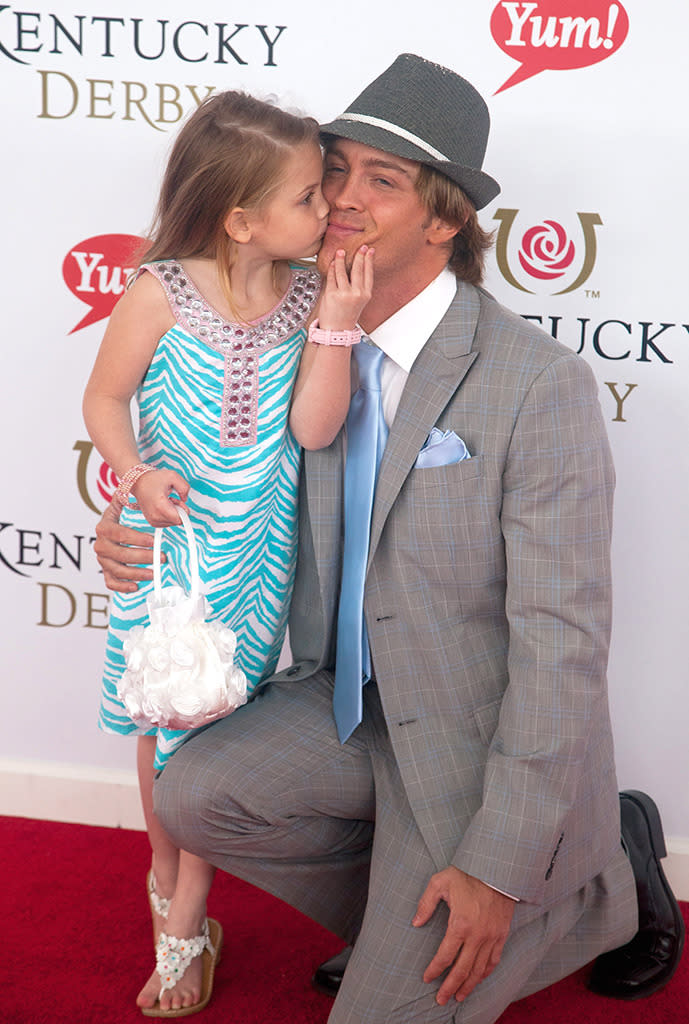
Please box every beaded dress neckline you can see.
[144,260,320,448]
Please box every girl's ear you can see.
[224,207,252,243]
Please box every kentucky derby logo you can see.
[63,233,147,334]
[74,440,118,513]
[493,209,602,294]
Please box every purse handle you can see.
[153,506,200,604]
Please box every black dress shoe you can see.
[312,945,353,996]
[587,790,685,1000]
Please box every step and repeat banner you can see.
[2,2,687,833]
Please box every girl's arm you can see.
[82,271,189,526]
[290,246,374,450]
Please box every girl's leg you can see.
[137,735,179,942]
[136,736,217,1013]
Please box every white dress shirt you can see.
[367,266,457,427]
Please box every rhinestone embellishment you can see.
[148,260,320,447]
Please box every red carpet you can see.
[2,815,686,1023]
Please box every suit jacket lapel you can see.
[303,281,482,600]
[368,281,480,564]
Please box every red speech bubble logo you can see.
[62,233,147,334]
[491,1,629,94]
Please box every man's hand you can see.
[413,866,516,1006]
[93,502,157,593]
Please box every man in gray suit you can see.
[95,55,679,1022]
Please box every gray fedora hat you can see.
[320,53,500,211]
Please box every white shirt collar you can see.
[368,266,457,372]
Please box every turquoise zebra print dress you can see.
[98,260,321,769]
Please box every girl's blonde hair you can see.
[141,90,320,309]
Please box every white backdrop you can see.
[2,1,687,840]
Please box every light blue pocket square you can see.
[414,428,471,468]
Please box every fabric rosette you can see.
[117,509,247,730]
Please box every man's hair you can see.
[140,91,319,314]
[414,164,494,286]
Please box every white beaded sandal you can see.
[147,870,172,922]
[141,917,224,1019]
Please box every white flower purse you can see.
[117,508,247,730]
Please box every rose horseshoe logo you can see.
[493,209,602,294]
[519,220,574,280]
[74,440,119,513]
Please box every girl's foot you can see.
[136,901,208,1013]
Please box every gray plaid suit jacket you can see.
[284,278,631,929]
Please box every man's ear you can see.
[224,207,252,243]
[426,216,461,247]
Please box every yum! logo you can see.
[493,209,602,294]
[63,233,146,333]
[491,1,629,93]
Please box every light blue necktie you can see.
[333,341,388,743]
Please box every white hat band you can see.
[337,112,450,162]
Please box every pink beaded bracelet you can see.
[112,463,156,510]
[308,320,362,347]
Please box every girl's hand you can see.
[318,245,374,330]
[290,245,374,450]
[130,469,190,528]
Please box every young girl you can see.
[83,90,373,1018]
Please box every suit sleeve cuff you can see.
[485,882,520,902]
